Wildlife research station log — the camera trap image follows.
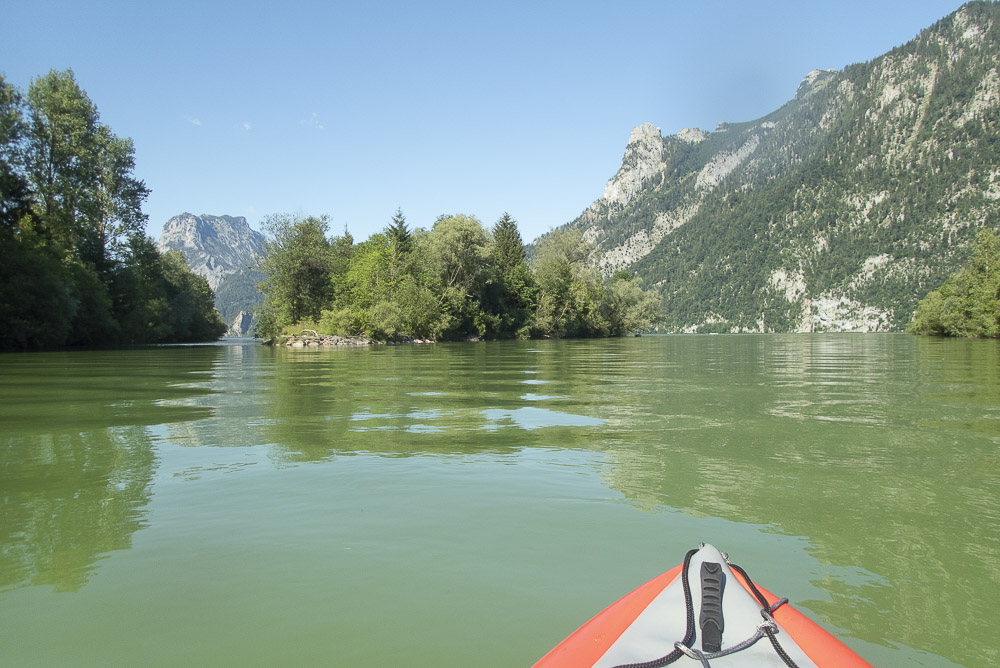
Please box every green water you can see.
[1,335,997,666]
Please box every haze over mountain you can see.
[555,2,1000,332]
[157,213,265,335]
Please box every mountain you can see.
[556,2,1000,332]
[157,213,266,335]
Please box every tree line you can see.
[0,70,226,350]
[256,210,661,342]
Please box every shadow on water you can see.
[0,347,222,593]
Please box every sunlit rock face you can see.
[158,213,266,330]
[545,4,1000,333]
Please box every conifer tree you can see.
[387,208,412,254]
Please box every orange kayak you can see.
[535,544,872,667]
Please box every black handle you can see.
[699,561,725,653]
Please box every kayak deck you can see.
[534,544,872,667]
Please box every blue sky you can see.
[1,0,964,242]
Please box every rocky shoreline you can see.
[268,330,437,347]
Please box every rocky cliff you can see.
[158,213,266,334]
[556,2,1000,333]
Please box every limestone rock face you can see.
[795,68,837,99]
[547,3,1000,333]
[158,213,267,330]
[226,311,255,337]
[158,213,265,290]
[600,122,666,212]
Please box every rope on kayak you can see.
[613,549,801,668]
[727,561,800,668]
[612,548,699,668]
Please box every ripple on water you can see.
[520,393,566,401]
[480,407,604,431]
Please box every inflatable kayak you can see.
[534,544,872,667]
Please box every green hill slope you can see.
[555,2,1000,332]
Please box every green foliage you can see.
[909,228,1000,337]
[0,235,76,349]
[386,208,412,256]
[23,69,102,250]
[344,232,394,310]
[65,258,118,345]
[420,214,491,339]
[0,71,225,350]
[531,229,611,338]
[109,238,227,344]
[318,307,362,338]
[1,74,31,232]
[256,213,341,339]
[483,213,537,338]
[157,250,228,342]
[257,210,658,342]
[366,301,404,340]
[602,274,662,335]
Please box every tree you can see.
[23,69,102,252]
[484,213,536,338]
[909,227,1000,337]
[0,70,221,349]
[22,69,147,266]
[422,214,490,338]
[110,236,226,344]
[0,235,76,349]
[602,272,662,335]
[0,74,30,233]
[159,250,228,342]
[345,232,394,310]
[257,214,337,339]
[491,212,526,272]
[93,125,149,262]
[531,229,608,338]
[387,207,412,254]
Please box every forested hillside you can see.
[0,70,226,350]
[555,2,1000,332]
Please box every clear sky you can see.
[1,0,965,242]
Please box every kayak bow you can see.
[534,544,871,667]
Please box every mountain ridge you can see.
[556,1,1000,332]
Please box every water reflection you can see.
[157,343,611,462]
[0,427,155,592]
[588,335,999,667]
[4,337,994,663]
[0,347,221,593]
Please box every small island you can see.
[255,211,660,343]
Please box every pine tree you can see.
[486,213,536,337]
[387,208,412,254]
[491,212,526,274]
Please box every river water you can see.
[0,335,997,666]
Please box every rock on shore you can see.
[269,330,436,347]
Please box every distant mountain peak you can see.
[158,213,267,335]
[158,213,264,290]
[795,68,837,99]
